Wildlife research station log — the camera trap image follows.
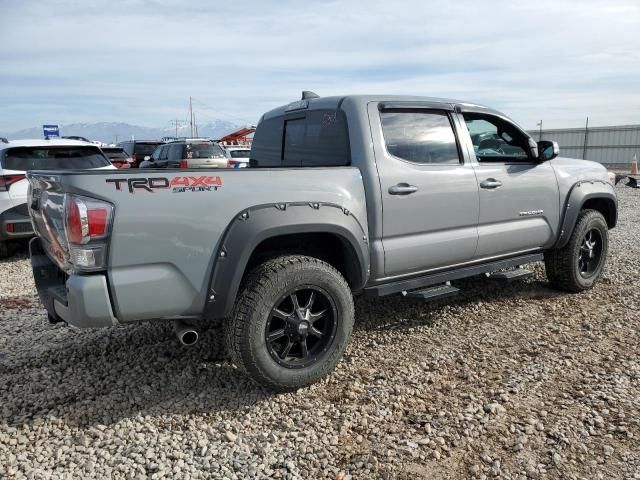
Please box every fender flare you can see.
[554,180,617,249]
[204,202,370,319]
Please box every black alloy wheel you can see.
[265,287,337,369]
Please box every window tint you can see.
[2,147,111,170]
[158,146,169,160]
[134,143,161,158]
[251,109,350,167]
[168,143,183,160]
[463,113,530,162]
[118,142,134,156]
[102,148,127,160]
[380,110,460,165]
[229,149,250,158]
[250,116,283,166]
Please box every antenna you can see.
[301,91,320,100]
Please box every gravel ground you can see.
[1,185,638,480]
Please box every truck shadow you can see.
[1,271,560,430]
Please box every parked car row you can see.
[112,138,251,170]
[0,138,115,257]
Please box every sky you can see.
[1,0,639,133]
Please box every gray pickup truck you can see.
[27,93,617,391]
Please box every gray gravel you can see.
[1,185,639,479]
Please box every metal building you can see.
[527,124,640,167]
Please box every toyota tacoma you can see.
[27,92,617,391]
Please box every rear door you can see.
[458,110,560,258]
[368,102,480,278]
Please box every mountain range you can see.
[1,120,243,144]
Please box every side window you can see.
[463,113,531,163]
[169,144,182,160]
[283,118,306,166]
[150,145,162,160]
[250,109,350,167]
[380,110,460,165]
[250,116,283,167]
[157,146,168,161]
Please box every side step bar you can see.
[365,252,543,297]
[487,267,533,282]
[403,283,460,301]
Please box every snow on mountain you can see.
[2,120,241,144]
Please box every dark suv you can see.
[139,139,227,169]
[117,140,163,168]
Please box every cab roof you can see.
[261,94,504,120]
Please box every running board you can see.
[365,253,544,297]
[486,268,533,282]
[403,283,460,301]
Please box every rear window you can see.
[229,149,250,158]
[2,146,111,170]
[185,142,225,159]
[251,109,350,167]
[134,143,161,158]
[102,148,128,160]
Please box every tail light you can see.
[226,160,233,168]
[179,160,188,168]
[0,174,26,191]
[64,194,114,271]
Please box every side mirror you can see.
[538,140,559,161]
[144,155,151,161]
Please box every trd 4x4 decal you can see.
[106,176,222,193]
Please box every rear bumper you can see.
[0,205,34,240]
[30,238,118,328]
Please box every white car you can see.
[0,138,115,257]
[222,146,251,168]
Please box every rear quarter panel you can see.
[53,168,368,321]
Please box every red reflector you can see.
[66,198,83,244]
[0,174,26,191]
[179,160,188,168]
[87,208,107,237]
[6,223,15,233]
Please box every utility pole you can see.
[194,112,198,137]
[582,116,589,160]
[114,134,118,144]
[189,96,193,137]
[169,118,183,137]
[537,120,543,141]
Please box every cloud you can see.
[1,0,639,132]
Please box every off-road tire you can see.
[545,209,608,292]
[226,255,354,391]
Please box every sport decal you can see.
[106,176,222,193]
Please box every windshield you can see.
[134,143,161,157]
[2,146,111,170]
[229,149,250,158]
[186,142,225,159]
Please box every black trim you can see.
[554,180,617,249]
[379,101,454,111]
[365,253,544,297]
[204,202,369,319]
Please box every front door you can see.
[369,103,480,278]
[459,111,560,259]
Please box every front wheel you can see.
[226,255,354,391]
[545,209,609,292]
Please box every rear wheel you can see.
[545,209,608,292]
[226,255,354,391]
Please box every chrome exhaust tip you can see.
[174,320,199,346]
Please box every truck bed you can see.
[28,167,368,323]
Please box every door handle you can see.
[480,178,503,189]
[388,183,418,195]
